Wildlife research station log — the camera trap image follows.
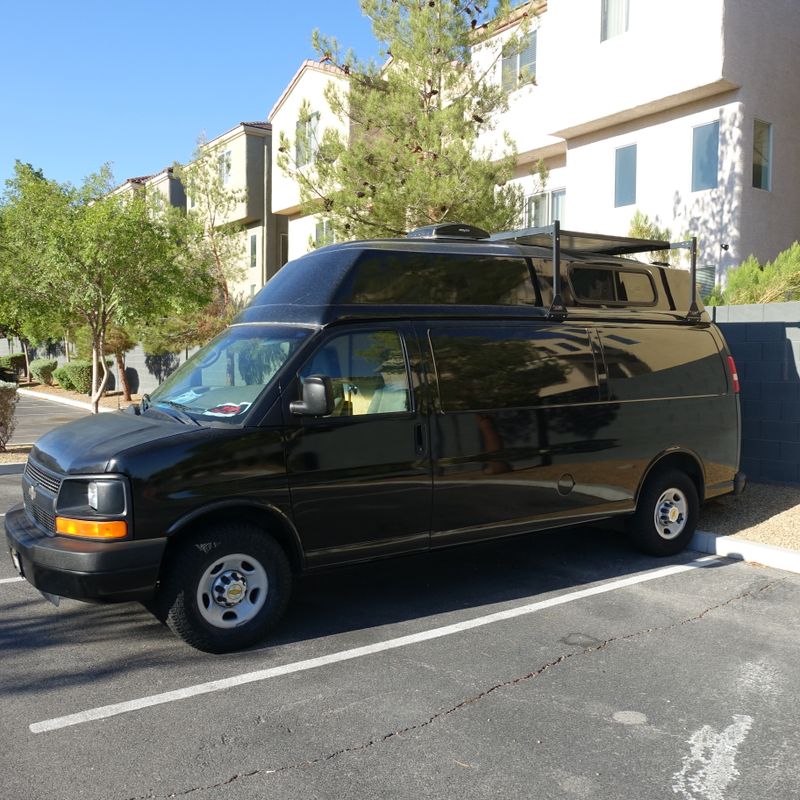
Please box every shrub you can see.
[30,358,58,386]
[0,381,18,452]
[711,242,800,305]
[62,360,94,395]
[53,366,74,391]
[0,353,26,378]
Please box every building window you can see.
[502,30,537,91]
[250,234,257,268]
[692,120,719,192]
[753,119,772,191]
[315,218,335,247]
[601,0,629,41]
[525,189,566,228]
[614,144,637,207]
[218,150,232,186]
[296,111,320,167]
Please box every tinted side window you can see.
[429,326,598,412]
[569,266,656,305]
[600,327,726,400]
[300,330,411,416]
[339,252,538,306]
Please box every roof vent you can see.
[406,223,490,240]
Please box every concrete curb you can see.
[691,530,800,575]
[0,463,25,476]
[17,388,114,413]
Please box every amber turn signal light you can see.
[55,517,128,539]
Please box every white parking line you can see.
[30,556,721,734]
[0,577,24,584]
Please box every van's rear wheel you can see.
[628,469,699,556]
[155,523,291,653]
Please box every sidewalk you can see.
[2,387,799,572]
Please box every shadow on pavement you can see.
[0,524,728,699]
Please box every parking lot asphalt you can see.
[2,472,799,800]
[8,394,89,446]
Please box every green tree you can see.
[628,210,680,265]
[173,136,247,314]
[278,0,534,240]
[2,161,215,413]
[0,187,69,380]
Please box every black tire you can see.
[155,522,292,653]
[627,468,699,556]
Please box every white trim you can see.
[691,531,800,576]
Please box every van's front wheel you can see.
[628,469,699,556]
[156,523,291,653]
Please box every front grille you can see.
[24,459,63,495]
[23,457,63,535]
[30,503,56,533]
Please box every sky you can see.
[0,0,381,189]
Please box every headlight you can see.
[87,482,98,510]
[86,480,126,514]
[57,478,128,516]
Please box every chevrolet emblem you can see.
[27,484,36,501]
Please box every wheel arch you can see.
[636,449,706,505]
[164,501,305,574]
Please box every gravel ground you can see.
[0,445,30,465]
[698,481,800,549]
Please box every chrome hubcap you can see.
[654,488,688,540]
[213,570,248,607]
[197,554,268,628]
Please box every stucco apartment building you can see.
[191,121,285,299]
[113,122,284,302]
[269,0,800,288]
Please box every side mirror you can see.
[290,375,335,417]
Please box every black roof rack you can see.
[492,222,701,324]
[491,226,670,256]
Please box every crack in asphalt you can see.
[122,577,783,800]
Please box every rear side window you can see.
[569,265,656,305]
[429,326,598,411]
[337,251,538,306]
[600,327,726,400]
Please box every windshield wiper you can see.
[155,400,201,426]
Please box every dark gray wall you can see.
[713,302,800,484]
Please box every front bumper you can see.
[4,503,166,602]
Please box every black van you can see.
[5,223,744,652]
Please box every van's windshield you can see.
[147,325,312,423]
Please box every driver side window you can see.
[300,330,411,416]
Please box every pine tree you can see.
[278,0,536,240]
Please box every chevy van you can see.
[5,223,744,652]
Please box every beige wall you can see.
[270,65,349,217]
[187,126,269,227]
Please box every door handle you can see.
[414,423,426,456]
